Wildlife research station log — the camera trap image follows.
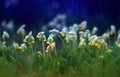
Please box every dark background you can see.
[0,0,120,30]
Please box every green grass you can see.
[0,40,120,77]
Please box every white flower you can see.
[45,42,55,53]
[69,24,79,32]
[117,30,120,42]
[110,25,116,35]
[13,42,19,49]
[36,31,46,41]
[84,29,91,39]
[18,43,27,51]
[60,27,68,37]
[89,35,98,42]
[3,20,14,30]
[49,29,59,35]
[101,32,110,40]
[79,31,85,38]
[17,24,26,36]
[79,38,86,47]
[46,34,55,45]
[92,26,98,34]
[65,31,77,42]
[2,31,10,40]
[79,21,87,30]
[0,41,7,49]
[23,31,35,44]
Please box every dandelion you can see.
[2,31,10,40]
[23,31,35,44]
[92,26,98,35]
[17,24,26,36]
[49,29,59,35]
[79,21,87,30]
[36,31,46,41]
[18,43,27,51]
[110,25,116,35]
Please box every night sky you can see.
[0,0,120,29]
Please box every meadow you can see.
[0,20,120,77]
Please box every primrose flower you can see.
[92,26,98,34]
[79,38,86,47]
[2,31,10,40]
[23,31,35,44]
[46,34,54,45]
[36,31,46,41]
[49,29,59,35]
[110,25,116,35]
[18,43,27,51]
[45,42,55,53]
[17,24,26,36]
[79,21,87,30]
[59,27,68,37]
[13,42,19,49]
[66,31,77,42]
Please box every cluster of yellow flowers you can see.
[0,21,120,53]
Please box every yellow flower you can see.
[60,32,65,37]
[118,43,120,48]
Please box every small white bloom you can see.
[23,31,35,44]
[92,26,98,34]
[2,31,10,40]
[17,24,26,36]
[79,21,87,30]
[49,29,59,35]
[110,25,116,35]
[13,42,19,49]
[36,31,46,41]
